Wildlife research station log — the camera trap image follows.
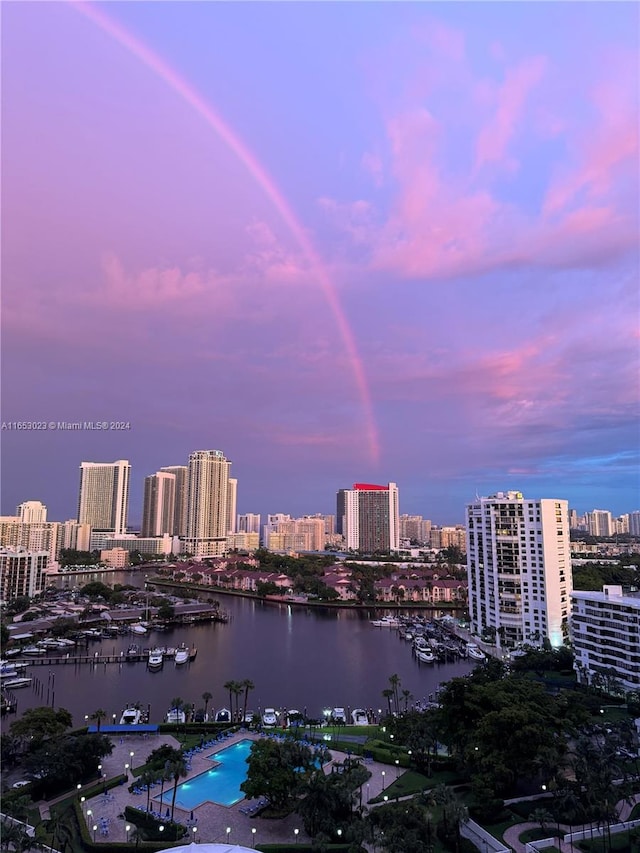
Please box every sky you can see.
[2,1,639,526]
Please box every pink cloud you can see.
[474,55,547,171]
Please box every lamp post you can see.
[294,828,299,844]
[192,827,197,843]
[77,784,82,793]
[126,824,131,843]
[159,825,164,835]
[80,796,86,815]
[251,828,256,848]
[112,713,117,724]
[130,751,135,768]
[395,758,400,779]
[125,763,129,778]
[337,829,342,840]
[381,771,386,790]
[226,827,231,843]
[92,825,98,842]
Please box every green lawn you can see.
[368,769,462,803]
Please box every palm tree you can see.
[202,691,212,720]
[242,679,255,723]
[528,808,555,837]
[170,696,184,720]
[382,689,393,716]
[223,680,235,718]
[388,674,401,714]
[232,682,244,721]
[159,761,173,805]
[168,756,189,821]
[402,689,413,712]
[90,708,107,732]
[138,768,156,813]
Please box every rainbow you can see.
[71,1,380,464]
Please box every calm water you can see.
[3,571,473,727]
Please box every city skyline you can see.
[2,3,638,523]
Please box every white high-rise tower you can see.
[142,472,176,537]
[466,491,571,649]
[185,450,231,557]
[77,460,130,535]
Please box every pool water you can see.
[161,738,253,809]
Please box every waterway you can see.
[3,570,474,727]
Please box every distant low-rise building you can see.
[100,548,130,568]
[571,585,640,693]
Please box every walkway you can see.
[502,793,640,853]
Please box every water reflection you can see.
[3,570,473,726]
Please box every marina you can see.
[1,571,474,728]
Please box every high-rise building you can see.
[466,491,571,648]
[399,514,432,544]
[237,513,261,534]
[0,548,48,600]
[586,509,613,538]
[630,511,640,537]
[340,483,400,553]
[0,519,59,568]
[265,516,326,552]
[77,460,130,535]
[185,450,231,557]
[58,520,92,554]
[336,490,347,536]
[16,501,47,523]
[227,478,238,534]
[142,472,176,537]
[160,466,189,536]
[571,585,640,692]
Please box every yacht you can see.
[130,623,148,635]
[416,648,436,663]
[147,649,163,670]
[466,643,487,661]
[215,707,231,723]
[119,707,143,725]
[262,708,278,727]
[166,708,186,724]
[3,677,32,689]
[174,645,189,665]
[21,646,46,656]
[351,708,369,726]
[332,707,347,724]
[370,615,400,628]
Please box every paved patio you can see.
[40,730,394,848]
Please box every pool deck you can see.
[42,730,393,847]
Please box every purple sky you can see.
[2,1,639,526]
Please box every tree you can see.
[388,674,401,715]
[528,808,555,837]
[10,706,73,748]
[168,756,189,821]
[202,692,212,720]
[157,600,175,621]
[241,738,318,810]
[242,679,255,723]
[90,709,107,732]
[382,689,394,717]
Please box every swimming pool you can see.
[160,738,253,809]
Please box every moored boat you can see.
[370,615,400,628]
[130,623,148,635]
[4,677,32,689]
[351,708,369,725]
[215,707,231,723]
[21,646,46,656]
[466,643,487,661]
[174,645,189,665]
[147,649,163,670]
[416,648,436,663]
[166,708,186,724]
[119,707,143,725]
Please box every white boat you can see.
[174,645,189,665]
[332,707,347,724]
[370,615,400,628]
[130,623,148,635]
[147,649,163,670]
[166,708,186,724]
[3,677,32,689]
[416,648,436,663]
[119,708,143,725]
[21,646,46,656]
[215,707,231,723]
[262,708,278,726]
[351,708,369,726]
[466,643,487,661]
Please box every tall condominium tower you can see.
[160,466,188,537]
[466,491,571,649]
[586,509,613,537]
[77,460,130,535]
[141,471,176,537]
[16,501,47,523]
[340,483,400,553]
[185,450,231,557]
[227,478,238,534]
